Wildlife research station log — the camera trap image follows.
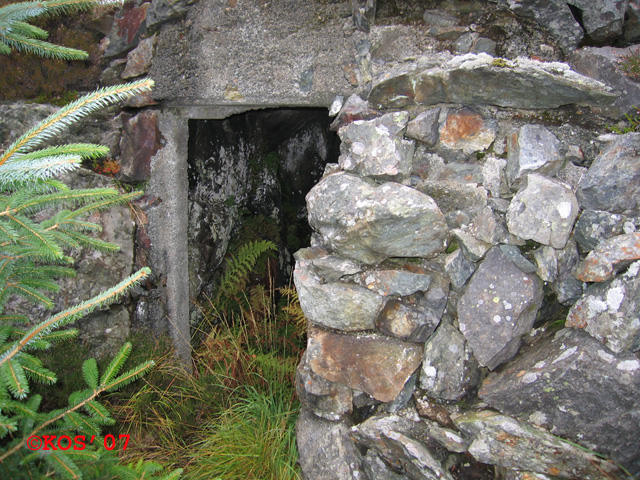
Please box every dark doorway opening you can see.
[187,108,340,312]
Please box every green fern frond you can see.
[217,240,277,301]
[0,79,154,165]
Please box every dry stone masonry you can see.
[292,3,640,473]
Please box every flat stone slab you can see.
[368,53,617,110]
[455,410,624,480]
[306,326,423,403]
[479,328,640,474]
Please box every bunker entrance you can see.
[187,108,340,324]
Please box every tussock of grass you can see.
[185,384,300,480]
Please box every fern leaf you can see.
[104,359,155,392]
[82,358,98,389]
[45,450,82,480]
[99,342,131,385]
[0,358,29,399]
[217,240,277,300]
[0,79,154,165]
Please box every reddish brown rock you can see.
[121,35,157,79]
[119,110,161,182]
[306,326,423,403]
[439,107,496,154]
[105,3,150,58]
[574,232,640,282]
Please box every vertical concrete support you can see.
[147,109,191,365]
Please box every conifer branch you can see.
[0,79,154,166]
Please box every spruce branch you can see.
[0,79,154,166]
[0,267,151,366]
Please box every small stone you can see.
[499,245,537,274]
[458,247,543,370]
[306,326,423,403]
[105,3,150,58]
[363,450,411,479]
[121,35,157,79]
[338,112,414,181]
[567,261,640,352]
[556,159,587,189]
[451,228,491,262]
[418,181,488,228]
[532,246,558,282]
[420,322,480,401]
[427,425,468,453]
[329,94,380,131]
[438,107,497,155]
[444,248,476,289]
[507,173,579,250]
[377,298,441,343]
[573,209,628,252]
[482,155,509,198]
[574,232,640,282]
[576,132,640,216]
[506,124,562,186]
[552,238,584,304]
[406,108,440,146]
[118,110,161,182]
[329,95,344,116]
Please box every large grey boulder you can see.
[479,328,640,475]
[455,410,624,480]
[368,54,617,109]
[458,247,543,370]
[576,133,640,216]
[307,172,450,264]
[306,326,423,403]
[567,260,640,353]
[507,174,579,250]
